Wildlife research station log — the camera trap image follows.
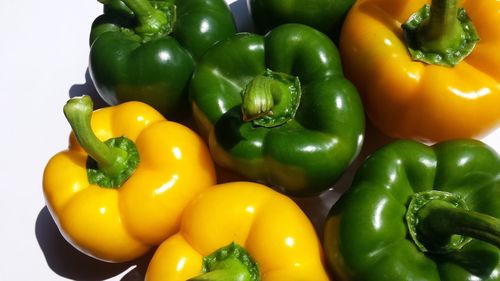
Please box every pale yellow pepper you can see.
[43,96,216,262]
[145,181,331,281]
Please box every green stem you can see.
[241,69,301,128]
[63,96,135,186]
[401,0,479,66]
[188,242,260,281]
[99,0,169,35]
[189,258,253,281]
[417,0,463,53]
[418,200,500,248]
[406,191,500,253]
[241,75,276,121]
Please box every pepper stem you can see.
[64,96,139,188]
[98,0,171,36]
[417,0,463,52]
[188,242,260,281]
[241,69,301,128]
[64,96,127,177]
[406,191,500,253]
[402,0,479,66]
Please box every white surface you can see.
[0,0,498,280]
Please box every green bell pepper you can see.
[249,0,355,42]
[190,23,365,196]
[324,139,500,281]
[89,0,236,119]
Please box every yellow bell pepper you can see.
[340,0,500,142]
[43,96,216,263]
[145,182,331,281]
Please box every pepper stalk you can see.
[401,0,479,67]
[406,190,500,253]
[98,0,175,36]
[188,242,260,281]
[241,69,301,128]
[63,95,140,188]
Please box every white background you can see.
[0,0,498,280]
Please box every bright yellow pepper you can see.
[43,96,216,263]
[340,0,500,142]
[145,182,331,281]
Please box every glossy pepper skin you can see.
[145,182,331,281]
[89,0,236,120]
[190,23,365,196]
[43,96,216,262]
[339,0,500,142]
[249,0,355,42]
[324,139,500,281]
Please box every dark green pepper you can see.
[89,0,236,119]
[190,23,365,196]
[249,0,355,42]
[324,139,500,281]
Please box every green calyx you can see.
[402,0,479,67]
[99,0,176,38]
[63,96,140,188]
[406,190,500,254]
[241,69,301,128]
[188,242,260,281]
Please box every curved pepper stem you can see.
[188,242,260,281]
[402,0,479,67]
[98,0,174,36]
[406,191,500,253]
[63,96,139,188]
[241,69,301,128]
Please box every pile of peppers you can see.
[42,0,499,280]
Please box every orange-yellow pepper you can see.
[43,96,216,263]
[340,0,500,142]
[145,182,331,281]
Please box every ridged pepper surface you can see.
[89,0,236,119]
[249,0,355,41]
[339,0,500,142]
[146,182,331,281]
[43,96,216,262]
[324,139,500,281]
[190,23,364,196]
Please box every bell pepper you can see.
[89,0,236,120]
[145,181,331,281]
[249,0,355,42]
[339,0,500,142]
[42,96,216,262]
[190,23,365,196]
[323,139,500,281]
